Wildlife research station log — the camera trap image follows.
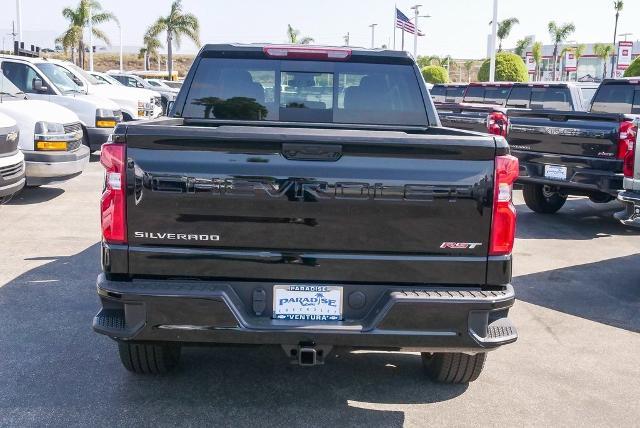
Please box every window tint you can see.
[483,87,510,104]
[182,58,427,126]
[36,63,82,93]
[1,62,41,93]
[445,86,465,103]
[591,83,640,114]
[506,87,531,108]
[430,85,445,103]
[463,86,484,103]
[530,87,572,110]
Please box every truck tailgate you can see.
[123,124,497,284]
[506,110,621,157]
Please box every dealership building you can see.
[500,38,640,81]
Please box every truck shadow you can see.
[5,186,65,205]
[0,243,466,427]
[514,253,640,332]
[514,197,638,240]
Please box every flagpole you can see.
[393,4,396,50]
[401,28,405,51]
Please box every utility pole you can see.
[119,23,123,72]
[489,0,498,82]
[369,24,377,49]
[88,5,94,71]
[15,0,22,46]
[410,4,421,58]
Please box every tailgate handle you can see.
[282,143,342,161]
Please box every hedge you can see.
[477,52,528,82]
[421,65,449,84]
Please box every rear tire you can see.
[422,352,486,383]
[117,342,181,374]
[522,183,567,214]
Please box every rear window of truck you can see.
[463,86,511,105]
[182,58,427,126]
[505,86,574,110]
[590,83,640,114]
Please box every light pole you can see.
[369,24,377,49]
[118,23,123,72]
[489,0,498,82]
[413,13,431,58]
[618,32,633,41]
[88,6,94,71]
[410,5,424,58]
[15,0,22,47]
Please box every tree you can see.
[463,60,475,83]
[514,36,533,58]
[594,43,614,80]
[140,34,163,71]
[146,0,200,80]
[497,18,519,52]
[532,41,543,81]
[58,0,118,67]
[623,55,640,77]
[421,65,449,84]
[573,44,586,80]
[611,1,624,77]
[477,52,528,82]
[548,21,576,81]
[287,24,314,44]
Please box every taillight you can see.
[489,154,519,256]
[100,141,127,244]
[487,111,510,137]
[263,45,352,60]
[618,120,637,178]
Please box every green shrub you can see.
[421,65,449,84]
[477,52,528,82]
[623,56,640,77]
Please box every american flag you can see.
[396,8,424,36]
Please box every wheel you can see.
[522,183,567,214]
[421,352,486,383]
[117,342,181,374]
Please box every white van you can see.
[0,55,122,152]
[0,111,24,202]
[0,74,89,186]
[48,59,163,120]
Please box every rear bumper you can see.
[514,150,623,196]
[615,191,640,228]
[24,145,90,186]
[93,274,517,352]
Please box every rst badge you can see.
[440,242,483,249]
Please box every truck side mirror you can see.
[32,78,48,93]
[166,100,175,115]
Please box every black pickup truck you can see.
[488,79,638,213]
[93,44,519,383]
[438,82,588,134]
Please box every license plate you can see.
[273,285,343,321]
[544,164,567,181]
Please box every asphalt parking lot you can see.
[1,157,639,427]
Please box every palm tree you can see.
[497,18,519,52]
[610,1,624,77]
[594,43,614,80]
[463,60,475,83]
[146,0,200,80]
[287,25,314,44]
[573,44,586,80]
[548,21,576,81]
[139,34,163,71]
[560,46,575,80]
[58,0,118,67]
[532,41,543,81]
[514,36,533,58]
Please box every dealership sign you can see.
[526,52,536,74]
[564,51,577,72]
[617,41,633,70]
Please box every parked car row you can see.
[431,79,638,226]
[0,54,170,203]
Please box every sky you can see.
[2,0,639,58]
